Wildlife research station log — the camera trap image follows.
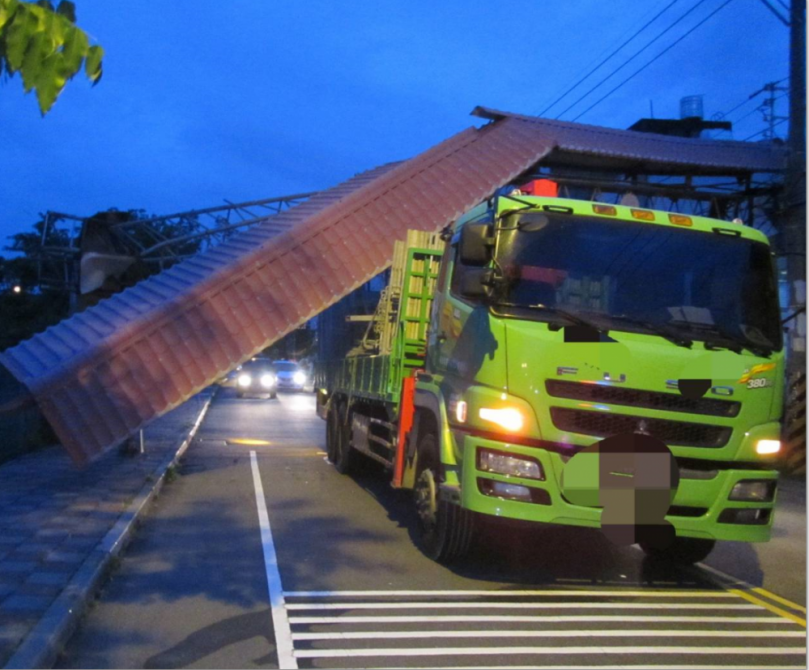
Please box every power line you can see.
[743,116,788,141]
[570,0,737,122]
[554,0,711,120]
[537,0,681,116]
[731,92,787,125]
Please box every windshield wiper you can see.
[669,321,773,358]
[495,302,613,336]
[608,315,693,349]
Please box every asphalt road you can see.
[59,390,807,669]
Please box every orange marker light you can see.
[593,204,617,216]
[669,214,693,227]
[631,209,655,221]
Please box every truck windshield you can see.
[492,212,782,352]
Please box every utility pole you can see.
[782,0,806,373]
[757,81,789,140]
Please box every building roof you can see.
[0,109,787,463]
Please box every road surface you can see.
[59,390,807,669]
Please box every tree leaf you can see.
[59,21,85,74]
[4,5,37,71]
[0,0,21,32]
[20,28,53,92]
[55,0,74,23]
[84,42,100,82]
[34,48,66,113]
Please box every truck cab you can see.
[410,192,783,562]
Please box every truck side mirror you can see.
[460,268,494,300]
[459,224,492,266]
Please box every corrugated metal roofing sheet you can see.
[472,107,788,174]
[0,110,786,464]
[0,118,555,463]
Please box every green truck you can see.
[316,186,784,564]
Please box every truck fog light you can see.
[484,480,532,502]
[718,508,771,525]
[478,449,543,480]
[479,407,524,432]
[756,439,781,455]
[729,480,776,502]
[238,374,252,387]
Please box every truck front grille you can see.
[550,407,731,448]
[545,380,740,418]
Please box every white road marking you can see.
[285,602,759,610]
[374,666,806,670]
[289,614,794,625]
[294,645,807,659]
[292,629,807,641]
[285,589,737,598]
[250,451,297,670]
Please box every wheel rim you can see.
[415,468,438,533]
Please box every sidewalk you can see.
[0,390,215,668]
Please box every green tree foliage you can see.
[0,0,103,114]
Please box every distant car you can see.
[272,360,307,391]
[235,359,278,399]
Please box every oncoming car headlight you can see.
[238,374,252,387]
[260,374,275,388]
[293,371,306,385]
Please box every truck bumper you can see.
[459,435,778,543]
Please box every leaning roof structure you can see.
[0,109,788,463]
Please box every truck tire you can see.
[640,537,716,565]
[333,401,354,474]
[326,404,339,463]
[414,433,474,563]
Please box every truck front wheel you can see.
[640,537,716,565]
[414,433,474,564]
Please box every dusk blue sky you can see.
[0,0,791,246]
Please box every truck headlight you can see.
[293,371,306,385]
[729,480,776,502]
[260,374,275,388]
[478,449,543,480]
[756,439,781,455]
[238,374,252,387]
[479,407,524,432]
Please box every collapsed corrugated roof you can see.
[473,107,787,174]
[0,110,787,463]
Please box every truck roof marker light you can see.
[592,204,617,216]
[631,209,655,221]
[756,439,780,455]
[669,213,693,227]
[479,407,524,432]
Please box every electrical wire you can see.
[537,0,681,117]
[743,116,788,141]
[570,0,737,122]
[554,0,712,120]
[731,93,787,125]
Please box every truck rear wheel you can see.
[414,433,474,563]
[333,401,354,475]
[640,537,716,565]
[326,404,339,463]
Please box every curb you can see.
[4,390,216,670]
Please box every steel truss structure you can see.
[34,193,316,293]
